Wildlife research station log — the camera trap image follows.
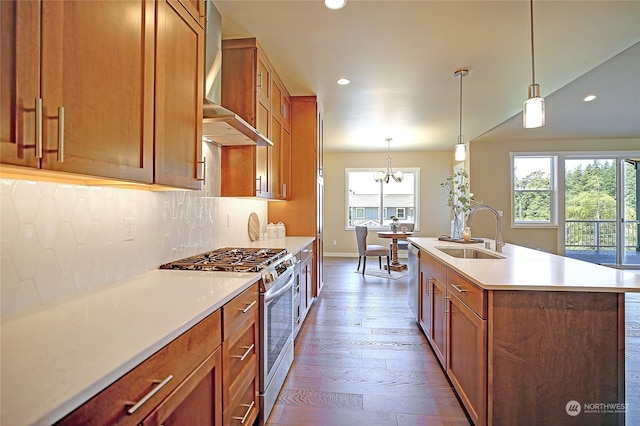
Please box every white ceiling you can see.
[214,0,640,153]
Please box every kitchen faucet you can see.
[466,204,504,252]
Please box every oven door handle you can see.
[264,278,293,304]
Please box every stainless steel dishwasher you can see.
[407,243,420,321]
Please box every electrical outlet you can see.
[123,218,136,241]
[497,210,504,217]
[333,240,337,246]
[227,214,231,227]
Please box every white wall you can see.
[323,150,454,256]
[0,144,268,315]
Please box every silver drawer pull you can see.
[240,300,257,314]
[126,375,173,414]
[196,156,206,181]
[451,284,466,293]
[35,98,43,158]
[232,401,255,424]
[57,106,64,162]
[233,344,255,361]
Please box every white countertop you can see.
[0,237,314,426]
[408,237,640,292]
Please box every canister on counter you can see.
[267,223,277,239]
[276,222,286,238]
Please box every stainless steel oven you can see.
[159,247,296,425]
[259,253,296,425]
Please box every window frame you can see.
[345,167,420,231]
[511,153,558,228]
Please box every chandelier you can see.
[374,138,403,183]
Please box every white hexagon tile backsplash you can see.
[0,177,268,316]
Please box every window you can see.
[346,168,419,229]
[512,155,556,226]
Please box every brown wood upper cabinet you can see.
[220,38,290,200]
[0,0,203,190]
[268,96,325,296]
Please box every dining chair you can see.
[355,225,390,274]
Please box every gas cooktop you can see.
[159,247,288,272]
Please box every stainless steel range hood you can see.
[202,100,273,147]
[202,1,273,147]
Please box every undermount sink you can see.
[436,247,505,259]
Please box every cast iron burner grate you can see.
[159,247,287,272]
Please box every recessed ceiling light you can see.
[336,77,351,85]
[325,0,346,10]
[583,94,597,102]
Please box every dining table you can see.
[377,231,414,272]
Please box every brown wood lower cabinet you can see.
[222,283,259,426]
[418,249,624,426]
[57,310,223,425]
[57,282,260,426]
[430,276,447,367]
[446,289,487,425]
[142,348,223,426]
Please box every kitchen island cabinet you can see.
[410,237,639,426]
[1,0,203,189]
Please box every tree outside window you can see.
[513,156,555,225]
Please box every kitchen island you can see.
[408,237,640,426]
[0,237,314,426]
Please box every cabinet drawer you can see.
[447,270,486,319]
[422,251,447,284]
[223,282,259,339]
[58,310,221,425]
[225,358,259,426]
[223,317,258,390]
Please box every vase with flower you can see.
[390,216,400,233]
[440,168,479,240]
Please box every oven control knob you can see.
[264,272,274,283]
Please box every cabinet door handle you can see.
[196,156,206,182]
[232,400,255,424]
[35,98,43,159]
[57,106,64,162]
[240,300,257,314]
[126,375,173,414]
[451,284,466,293]
[257,72,262,90]
[444,295,448,314]
[233,344,255,361]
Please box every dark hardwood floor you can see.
[266,257,470,425]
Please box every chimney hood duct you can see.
[202,1,273,147]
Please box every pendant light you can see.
[453,68,468,162]
[375,138,403,183]
[523,0,545,128]
[325,0,346,10]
